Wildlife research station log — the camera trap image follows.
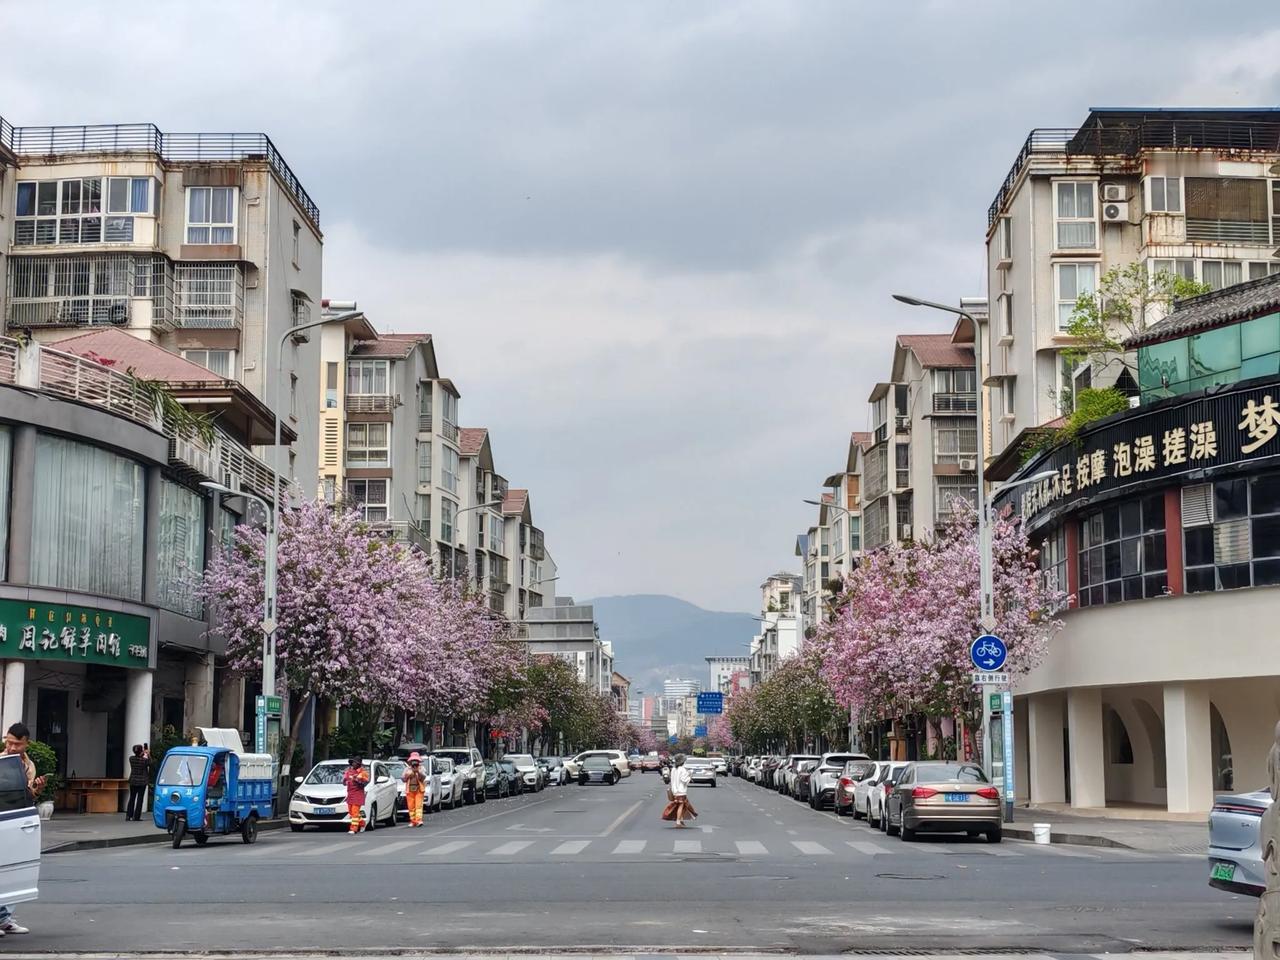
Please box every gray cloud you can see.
[3,1,1278,610]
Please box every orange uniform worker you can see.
[403,752,428,826]
[342,756,370,834]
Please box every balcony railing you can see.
[173,262,244,329]
[933,393,977,414]
[346,394,397,414]
[440,420,459,443]
[0,120,320,228]
[895,415,911,433]
[1184,219,1272,244]
[417,414,432,432]
[367,520,432,555]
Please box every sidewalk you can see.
[40,813,285,853]
[1004,804,1208,854]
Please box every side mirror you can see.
[376,775,390,784]
[294,776,304,784]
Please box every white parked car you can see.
[565,750,630,779]
[288,759,399,831]
[436,757,465,808]
[0,754,39,917]
[685,758,718,787]
[808,752,870,809]
[505,754,545,792]
[782,754,820,796]
[385,757,443,820]
[850,760,892,818]
[866,761,909,828]
[431,747,486,805]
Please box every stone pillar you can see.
[1014,696,1030,802]
[142,465,163,605]
[216,674,246,730]
[1164,681,1213,813]
[124,670,154,777]
[1067,687,1106,809]
[184,653,215,731]
[1,661,26,733]
[6,425,37,583]
[1028,692,1066,804]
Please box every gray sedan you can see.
[883,761,1003,843]
[1208,788,1271,897]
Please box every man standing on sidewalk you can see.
[0,722,45,938]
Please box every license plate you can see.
[1211,862,1236,882]
[315,806,335,815]
[944,793,969,803]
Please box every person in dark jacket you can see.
[126,743,150,821]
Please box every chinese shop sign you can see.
[0,600,151,668]
[1000,383,1280,527]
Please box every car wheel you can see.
[885,808,900,837]
[986,826,1003,844]
[710,779,716,788]
[383,805,396,828]
[171,820,186,849]
[477,787,487,804]
[193,833,209,846]
[900,824,916,842]
[290,823,305,833]
[242,817,259,844]
[367,805,377,831]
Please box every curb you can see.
[1004,824,1133,849]
[42,818,288,854]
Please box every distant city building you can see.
[524,597,612,696]
[706,655,750,695]
[663,678,701,697]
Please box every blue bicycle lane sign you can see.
[970,634,1007,672]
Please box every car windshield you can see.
[584,757,611,769]
[157,753,208,786]
[434,751,472,765]
[914,762,988,784]
[437,758,454,773]
[845,761,876,779]
[386,760,406,777]
[508,754,534,766]
[304,763,357,785]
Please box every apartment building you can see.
[706,655,750,695]
[0,115,324,494]
[663,678,701,697]
[524,598,611,696]
[498,488,555,622]
[984,107,1280,461]
[749,573,802,683]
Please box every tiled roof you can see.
[850,431,872,450]
[502,488,529,516]
[50,329,224,383]
[458,427,488,457]
[1124,273,1280,348]
[897,333,973,369]
[349,333,430,358]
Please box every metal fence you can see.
[173,262,244,328]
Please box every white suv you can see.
[431,747,486,805]
[0,754,40,914]
[565,750,630,779]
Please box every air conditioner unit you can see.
[1102,201,1129,223]
[1101,183,1126,202]
[959,458,977,472]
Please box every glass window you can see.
[1056,263,1097,330]
[1184,472,1280,591]
[1242,314,1280,361]
[345,479,388,522]
[14,178,113,247]
[31,435,145,599]
[186,186,237,244]
[1077,495,1166,606]
[156,480,205,618]
[0,427,9,580]
[1148,176,1181,213]
[1055,181,1096,249]
[1138,337,1189,397]
[440,498,456,543]
[346,360,389,395]
[417,442,432,484]
[181,349,234,378]
[848,515,861,552]
[442,446,460,494]
[1201,260,1244,292]
[1151,258,1195,281]
[346,423,390,468]
[1189,326,1242,383]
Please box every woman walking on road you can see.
[663,754,697,828]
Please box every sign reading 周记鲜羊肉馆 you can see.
[0,599,151,668]
[995,382,1280,529]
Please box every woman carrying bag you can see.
[661,754,697,828]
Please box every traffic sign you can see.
[694,725,708,738]
[970,634,1007,672]
[696,692,724,714]
[989,692,1003,712]
[971,671,1009,685]
[668,735,679,744]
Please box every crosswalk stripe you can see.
[673,839,701,853]
[847,840,891,855]
[908,844,953,855]
[613,840,646,854]
[792,840,832,855]
[488,840,535,856]
[374,840,420,856]
[551,840,590,855]
[422,840,473,856]
[735,840,768,855]
[296,841,352,857]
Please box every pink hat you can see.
[408,752,421,762]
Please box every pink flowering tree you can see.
[818,500,1067,733]
[706,715,735,751]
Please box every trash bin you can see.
[1033,822,1052,844]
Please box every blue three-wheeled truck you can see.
[152,727,275,848]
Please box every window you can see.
[1201,260,1243,292]
[1248,262,1280,281]
[325,362,339,408]
[1078,493,1167,606]
[1056,262,1097,330]
[1151,258,1195,282]
[863,499,890,551]
[1183,474,1280,593]
[0,427,9,580]
[1148,176,1181,213]
[347,360,389,395]
[819,527,830,557]
[289,374,298,418]
[346,423,390,467]
[1038,525,1068,602]
[440,389,458,426]
[997,216,1013,262]
[848,515,861,552]
[291,292,310,327]
[173,262,244,327]
[490,514,505,554]
[935,477,978,521]
[441,445,460,494]
[14,177,152,247]
[31,435,145,600]
[345,478,388,522]
[1055,181,1096,249]
[417,494,431,530]
[832,518,843,557]
[1001,378,1016,418]
[933,418,978,464]
[292,220,301,265]
[156,480,205,618]
[894,443,910,489]
[998,291,1013,340]
[1185,177,1269,243]
[181,349,235,378]
[440,497,456,543]
[185,186,237,244]
[871,396,889,443]
[417,441,432,483]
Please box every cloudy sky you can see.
[4,2,1278,612]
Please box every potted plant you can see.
[25,740,61,820]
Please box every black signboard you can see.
[996,378,1280,529]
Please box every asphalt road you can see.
[12,771,1256,955]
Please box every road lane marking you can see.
[735,840,768,855]
[296,841,352,856]
[908,844,953,855]
[673,839,701,853]
[599,799,645,837]
[847,840,891,855]
[792,840,832,855]
[422,840,473,856]
[613,840,646,854]
[373,840,420,856]
[551,840,590,855]
[488,840,535,855]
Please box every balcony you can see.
[489,594,507,615]
[440,420,459,443]
[173,262,244,329]
[1184,219,1271,244]
[933,393,977,414]
[529,527,545,561]
[417,413,432,433]
[346,394,397,414]
[895,415,911,433]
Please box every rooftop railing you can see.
[0,117,320,227]
[988,118,1280,226]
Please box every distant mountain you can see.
[584,594,758,694]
